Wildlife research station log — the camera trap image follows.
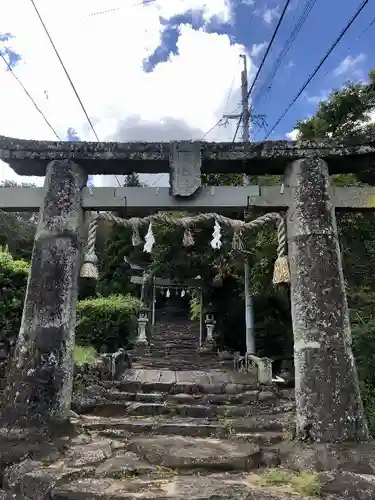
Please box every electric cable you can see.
[150,174,167,187]
[319,14,375,81]
[232,0,294,142]
[88,0,156,18]
[29,0,122,186]
[0,52,61,140]
[201,58,241,141]
[201,119,224,141]
[263,0,369,139]
[252,13,375,140]
[252,0,318,110]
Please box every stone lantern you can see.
[136,308,149,344]
[204,312,216,343]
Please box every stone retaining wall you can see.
[0,345,132,392]
[74,349,132,384]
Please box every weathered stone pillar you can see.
[285,157,369,443]
[0,160,87,429]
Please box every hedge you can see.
[76,294,141,352]
[0,248,29,341]
[0,248,141,356]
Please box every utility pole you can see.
[223,54,250,141]
[223,54,255,355]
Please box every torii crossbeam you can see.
[0,134,375,212]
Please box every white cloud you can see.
[333,53,366,77]
[262,6,280,24]
[250,42,267,58]
[285,129,299,140]
[307,89,331,105]
[0,0,250,188]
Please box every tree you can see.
[296,69,375,141]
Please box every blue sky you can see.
[142,0,375,139]
[0,0,374,156]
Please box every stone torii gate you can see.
[0,134,375,444]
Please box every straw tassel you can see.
[182,227,194,247]
[231,230,244,251]
[132,224,142,247]
[272,255,290,285]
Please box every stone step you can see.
[133,365,225,372]
[133,358,225,365]
[77,388,293,408]
[100,379,259,395]
[150,342,198,346]
[134,362,222,369]
[144,351,199,357]
[99,427,284,446]
[137,354,205,361]
[135,357,220,363]
[150,343,199,348]
[90,389,288,404]
[81,415,287,437]
[139,351,216,357]
[82,401,295,419]
[140,348,200,354]
[133,362,223,371]
[51,472,303,500]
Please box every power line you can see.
[252,12,375,141]
[29,0,122,186]
[320,14,375,81]
[252,0,318,110]
[201,119,224,141]
[200,58,241,141]
[232,0,294,142]
[150,173,167,187]
[87,0,156,18]
[263,0,369,139]
[30,0,98,141]
[0,52,61,140]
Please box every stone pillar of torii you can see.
[0,135,373,444]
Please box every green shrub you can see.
[74,345,98,365]
[0,247,141,356]
[0,248,29,340]
[76,294,141,352]
[352,319,375,434]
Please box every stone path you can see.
[131,320,234,371]
[1,319,314,499]
[121,367,259,386]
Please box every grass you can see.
[290,471,321,496]
[259,468,321,496]
[74,345,98,365]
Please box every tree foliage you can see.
[296,69,375,141]
[97,173,151,297]
[0,248,29,346]
[0,246,141,358]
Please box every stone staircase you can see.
[131,319,232,371]
[74,370,294,442]
[62,369,295,499]
[0,319,302,500]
